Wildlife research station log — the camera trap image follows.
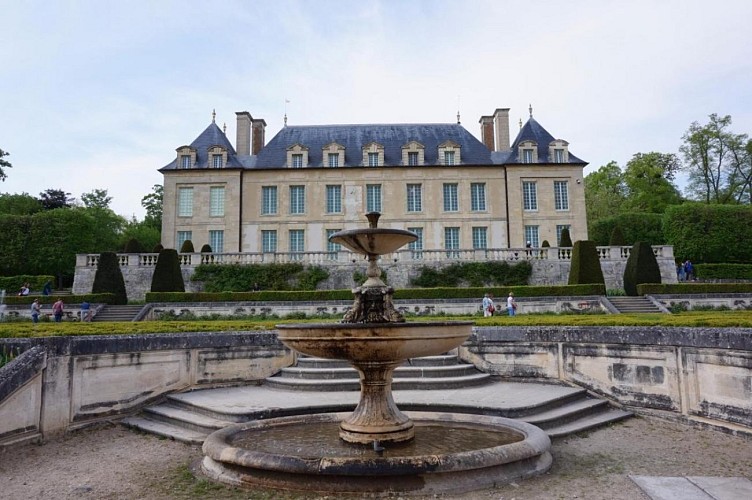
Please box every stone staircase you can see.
[92,304,145,322]
[264,354,492,391]
[606,296,664,314]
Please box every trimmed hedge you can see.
[192,263,329,292]
[0,275,55,294]
[568,241,605,286]
[591,212,665,246]
[410,261,532,288]
[623,241,662,296]
[92,252,128,305]
[695,263,752,280]
[145,284,606,303]
[638,283,752,294]
[664,204,752,263]
[179,240,195,253]
[559,227,572,247]
[151,249,185,292]
[3,293,119,305]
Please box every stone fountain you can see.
[202,213,552,495]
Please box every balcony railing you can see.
[77,246,674,268]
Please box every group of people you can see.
[676,259,695,282]
[482,292,517,317]
[29,298,92,323]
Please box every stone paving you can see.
[631,475,752,500]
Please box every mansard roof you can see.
[506,117,586,164]
[253,123,494,167]
[161,123,247,170]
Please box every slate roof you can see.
[161,123,247,170]
[506,117,586,164]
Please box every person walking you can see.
[30,299,41,324]
[482,293,495,317]
[80,300,91,322]
[52,298,64,323]
[507,292,517,316]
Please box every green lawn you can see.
[2,310,752,338]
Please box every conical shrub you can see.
[152,243,164,253]
[180,239,195,253]
[623,241,662,296]
[123,238,145,253]
[568,240,605,285]
[541,240,550,248]
[559,228,573,247]
[150,249,185,292]
[92,252,128,304]
[200,244,213,253]
[609,226,627,246]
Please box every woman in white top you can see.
[507,292,516,316]
[482,293,495,317]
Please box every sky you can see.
[1,0,751,219]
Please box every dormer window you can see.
[323,142,345,168]
[401,141,425,166]
[438,140,461,166]
[286,143,309,168]
[548,140,569,163]
[518,140,538,163]
[212,154,223,168]
[176,146,196,169]
[362,142,384,167]
[180,155,191,169]
[207,145,227,168]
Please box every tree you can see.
[39,189,74,210]
[567,240,605,286]
[141,184,163,231]
[81,189,113,210]
[0,193,43,215]
[0,148,11,181]
[680,114,750,204]
[559,227,573,247]
[150,249,185,292]
[585,161,627,227]
[622,152,683,213]
[609,226,627,246]
[623,241,662,296]
[180,239,195,253]
[200,244,213,253]
[91,252,128,304]
[119,218,161,253]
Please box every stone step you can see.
[545,408,633,438]
[120,416,207,445]
[296,354,460,369]
[521,398,608,428]
[143,404,233,434]
[92,305,144,322]
[264,372,493,391]
[275,364,480,381]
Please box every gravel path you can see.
[1,416,750,499]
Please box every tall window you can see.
[289,229,305,259]
[291,154,303,168]
[472,227,487,249]
[368,152,379,167]
[366,184,382,213]
[177,231,192,249]
[209,187,225,217]
[261,186,277,215]
[408,227,423,259]
[524,225,540,247]
[522,149,534,163]
[408,152,419,166]
[470,183,486,211]
[209,230,224,253]
[180,156,191,169]
[326,228,341,259]
[553,149,564,163]
[261,230,277,253]
[212,154,223,168]
[445,227,460,258]
[328,153,339,168]
[556,225,571,246]
[443,183,459,212]
[407,184,422,212]
[326,185,342,214]
[290,185,305,214]
[444,151,455,165]
[522,181,537,211]
[177,187,193,217]
[554,181,569,210]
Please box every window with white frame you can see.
[326,185,342,214]
[444,151,456,166]
[261,186,277,215]
[289,229,305,258]
[471,183,486,211]
[368,152,379,167]
[326,228,341,258]
[209,230,224,253]
[472,227,487,249]
[443,183,459,212]
[328,153,339,168]
[445,227,460,258]
[177,187,193,217]
[261,230,277,253]
[290,185,305,214]
[553,149,564,163]
[408,152,419,166]
[407,184,422,212]
[180,155,191,169]
[408,227,423,259]
[209,186,225,217]
[212,154,223,168]
[292,154,303,168]
[522,149,534,163]
[554,181,569,211]
[522,181,537,211]
[366,184,382,213]
[556,225,571,246]
[177,231,192,249]
[524,225,540,247]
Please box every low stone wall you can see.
[461,326,752,434]
[0,332,291,446]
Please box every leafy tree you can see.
[119,218,161,253]
[39,189,74,210]
[150,249,185,292]
[567,240,604,286]
[680,114,750,204]
[584,161,626,227]
[0,148,11,181]
[622,152,683,212]
[0,215,32,275]
[81,206,126,253]
[0,193,43,215]
[141,184,163,231]
[623,241,661,296]
[81,189,113,209]
[91,252,128,304]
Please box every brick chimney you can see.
[493,108,510,151]
[235,111,252,155]
[479,115,495,151]
[252,118,266,155]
